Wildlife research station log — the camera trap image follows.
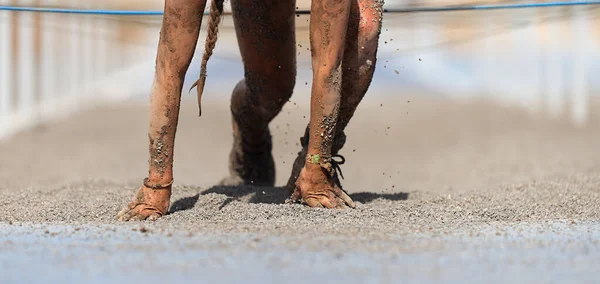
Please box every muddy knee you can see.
[230,0,297,125]
[358,0,383,37]
[356,15,382,78]
[231,69,295,124]
[335,0,383,133]
[349,0,383,74]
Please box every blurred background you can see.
[0,0,599,192]
[0,0,598,140]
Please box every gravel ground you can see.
[1,96,599,283]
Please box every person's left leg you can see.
[288,0,353,209]
[286,0,383,202]
[117,0,207,221]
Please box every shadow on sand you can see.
[169,185,409,214]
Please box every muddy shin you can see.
[191,0,225,116]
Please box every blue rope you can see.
[1,1,599,16]
[389,0,600,12]
[0,6,164,15]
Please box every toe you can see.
[116,208,130,220]
[305,197,324,208]
[318,197,335,209]
[333,187,355,208]
[147,213,162,221]
[117,209,137,221]
[334,197,349,209]
[130,214,147,221]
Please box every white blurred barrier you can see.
[380,5,596,126]
[0,1,597,140]
[0,0,158,140]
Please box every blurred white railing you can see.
[0,0,160,139]
[367,3,598,126]
[0,0,598,140]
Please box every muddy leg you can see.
[286,0,383,193]
[218,0,297,187]
[117,0,206,221]
[336,0,383,133]
[290,0,355,209]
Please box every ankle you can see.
[145,175,173,189]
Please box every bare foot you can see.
[285,127,347,190]
[289,162,355,209]
[116,179,172,221]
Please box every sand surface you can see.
[1,96,600,282]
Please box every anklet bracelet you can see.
[143,177,174,189]
[306,153,329,165]
[305,153,346,179]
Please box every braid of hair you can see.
[191,0,225,117]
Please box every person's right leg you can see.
[218,0,297,187]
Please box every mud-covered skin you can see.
[218,81,276,187]
[117,0,383,221]
[117,182,172,221]
[290,0,383,208]
[285,126,347,189]
[288,0,353,209]
[337,0,383,132]
[117,0,207,221]
[286,126,352,208]
[291,163,356,208]
[218,0,296,187]
[288,1,382,190]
